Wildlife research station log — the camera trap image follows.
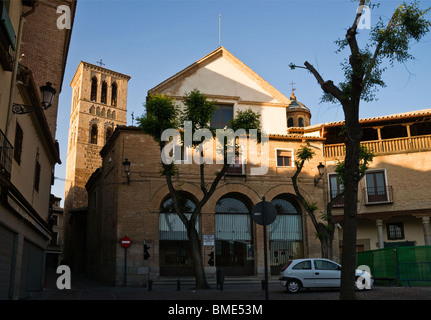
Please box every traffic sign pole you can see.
[252,197,277,301]
[124,246,127,286]
[262,197,269,301]
[120,236,131,286]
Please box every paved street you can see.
[25,272,431,301]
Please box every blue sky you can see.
[52,0,431,200]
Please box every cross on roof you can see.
[97,58,106,68]
[289,81,296,92]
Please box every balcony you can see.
[324,134,431,159]
[0,129,12,180]
[363,186,394,205]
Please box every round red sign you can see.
[120,236,131,248]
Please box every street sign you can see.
[120,236,131,248]
[252,200,277,226]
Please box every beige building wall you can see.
[325,119,431,251]
[85,126,329,286]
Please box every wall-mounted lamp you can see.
[314,162,325,186]
[122,158,131,184]
[12,82,56,114]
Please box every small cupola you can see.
[286,88,311,128]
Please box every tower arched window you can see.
[298,117,304,127]
[91,77,97,102]
[101,81,107,104]
[111,82,117,106]
[90,124,98,144]
[287,117,294,127]
[112,111,116,119]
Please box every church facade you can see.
[83,47,327,286]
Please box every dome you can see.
[286,91,311,128]
[286,92,310,114]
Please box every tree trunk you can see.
[339,108,362,300]
[187,224,210,289]
[320,235,333,261]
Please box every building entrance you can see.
[269,194,303,274]
[215,193,254,276]
[159,194,199,276]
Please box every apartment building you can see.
[0,0,76,299]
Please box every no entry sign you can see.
[120,236,131,248]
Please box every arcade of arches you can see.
[158,192,304,276]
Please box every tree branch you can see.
[303,61,349,106]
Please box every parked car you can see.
[279,258,373,293]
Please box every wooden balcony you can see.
[324,134,431,159]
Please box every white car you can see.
[279,258,373,293]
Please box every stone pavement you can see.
[24,271,431,301]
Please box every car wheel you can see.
[286,279,301,293]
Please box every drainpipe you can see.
[5,1,39,137]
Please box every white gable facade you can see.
[148,47,291,135]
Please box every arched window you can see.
[96,107,100,116]
[159,193,199,276]
[89,106,95,114]
[112,111,116,119]
[269,194,303,269]
[298,117,304,127]
[105,127,113,143]
[111,82,117,106]
[90,77,97,102]
[90,124,98,144]
[101,81,107,104]
[287,117,294,127]
[101,108,106,117]
[215,193,254,276]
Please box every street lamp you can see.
[314,162,325,186]
[122,158,131,184]
[13,82,57,114]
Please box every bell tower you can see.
[63,62,131,267]
[65,62,130,207]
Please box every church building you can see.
[83,47,326,286]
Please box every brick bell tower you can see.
[63,61,131,268]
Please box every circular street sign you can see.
[252,200,277,226]
[120,236,131,248]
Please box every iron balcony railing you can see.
[0,129,13,180]
[363,186,394,205]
